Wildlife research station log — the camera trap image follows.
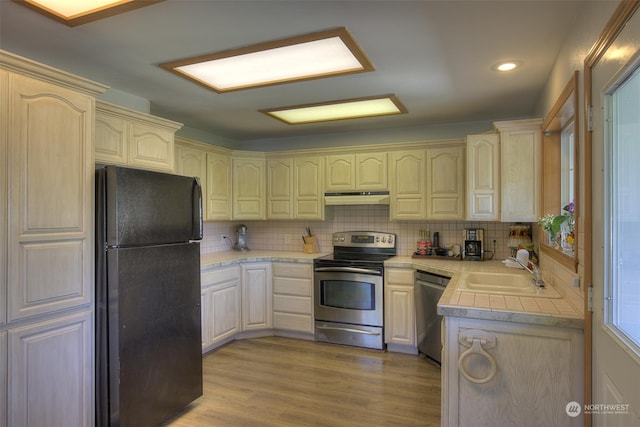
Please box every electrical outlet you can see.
[572,277,580,288]
[220,234,227,241]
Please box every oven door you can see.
[313,267,383,327]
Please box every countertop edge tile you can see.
[386,256,585,329]
[201,250,330,269]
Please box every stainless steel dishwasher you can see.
[414,270,450,364]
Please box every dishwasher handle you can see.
[415,270,450,287]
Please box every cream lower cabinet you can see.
[384,268,416,352]
[8,311,93,427]
[494,119,542,222]
[272,262,313,334]
[466,133,500,220]
[426,145,464,220]
[442,316,583,427]
[95,100,182,173]
[241,262,272,331]
[1,51,106,427]
[389,149,426,220]
[201,265,240,352]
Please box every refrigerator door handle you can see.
[192,177,203,240]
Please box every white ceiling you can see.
[0,0,584,146]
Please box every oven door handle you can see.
[316,325,381,336]
[314,266,382,275]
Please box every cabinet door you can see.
[390,149,426,219]
[8,311,93,427]
[233,158,266,220]
[241,263,272,330]
[294,156,323,219]
[211,281,241,344]
[201,288,211,348]
[466,134,500,220]
[497,120,542,222]
[356,152,387,190]
[176,143,207,218]
[95,111,128,165]
[7,74,93,321]
[385,284,416,346]
[0,331,6,427]
[325,154,355,191]
[267,158,293,219]
[129,121,175,172]
[206,152,232,220]
[426,146,464,220]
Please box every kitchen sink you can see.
[457,272,561,298]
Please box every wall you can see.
[532,0,618,315]
[201,204,526,261]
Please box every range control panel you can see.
[332,231,396,248]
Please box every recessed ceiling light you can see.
[491,61,523,72]
[16,0,164,27]
[160,27,374,93]
[262,95,407,125]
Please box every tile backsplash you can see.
[201,205,533,261]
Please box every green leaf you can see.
[551,215,569,235]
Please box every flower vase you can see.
[560,221,574,255]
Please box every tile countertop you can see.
[386,256,584,329]
[201,250,330,269]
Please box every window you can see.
[606,63,640,354]
[561,121,575,208]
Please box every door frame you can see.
[583,2,640,426]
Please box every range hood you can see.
[324,191,390,206]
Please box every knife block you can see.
[303,236,320,254]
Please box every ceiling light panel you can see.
[263,95,407,125]
[18,0,164,26]
[161,27,374,92]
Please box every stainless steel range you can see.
[314,231,397,349]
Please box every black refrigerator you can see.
[95,166,204,427]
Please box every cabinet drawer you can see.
[201,265,239,286]
[385,268,415,285]
[273,295,311,314]
[273,277,311,296]
[272,262,312,279]
[273,312,313,333]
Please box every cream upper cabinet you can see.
[207,151,232,221]
[356,152,387,190]
[426,145,464,220]
[389,149,426,220]
[267,157,293,219]
[233,155,266,220]
[293,156,324,219]
[325,152,387,191]
[267,155,324,220]
[7,72,96,321]
[466,134,500,220]
[494,119,542,222]
[175,139,207,217]
[95,100,182,173]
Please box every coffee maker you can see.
[234,224,250,252]
[462,228,484,261]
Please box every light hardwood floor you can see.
[163,337,441,427]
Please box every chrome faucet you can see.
[507,257,544,287]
